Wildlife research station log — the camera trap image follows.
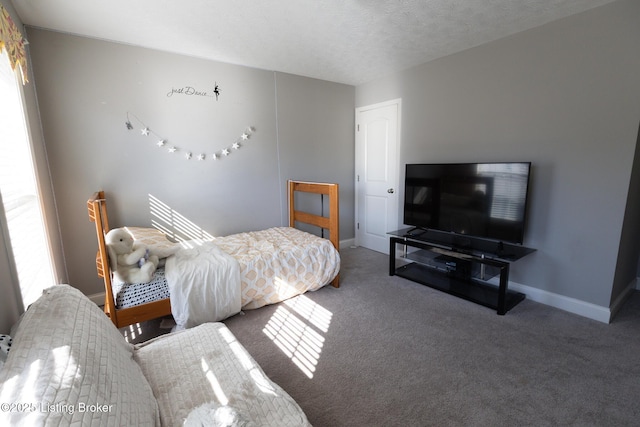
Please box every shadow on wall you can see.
[149,194,214,244]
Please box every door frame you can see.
[354,98,402,251]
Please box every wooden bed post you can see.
[287,180,340,287]
[87,191,119,326]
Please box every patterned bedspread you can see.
[213,227,340,309]
[120,226,340,323]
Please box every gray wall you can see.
[26,29,354,297]
[613,121,640,304]
[356,0,640,311]
[275,72,355,227]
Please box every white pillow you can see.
[0,285,160,425]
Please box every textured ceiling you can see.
[11,0,617,85]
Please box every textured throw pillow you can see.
[0,285,160,426]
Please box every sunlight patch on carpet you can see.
[122,322,143,343]
[263,296,332,379]
[283,294,332,333]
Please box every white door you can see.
[355,99,400,254]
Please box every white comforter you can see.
[165,241,241,329]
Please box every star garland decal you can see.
[125,112,253,162]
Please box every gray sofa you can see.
[0,285,310,426]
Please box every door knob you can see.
[387,188,394,194]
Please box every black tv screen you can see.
[404,162,531,244]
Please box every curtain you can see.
[0,4,28,84]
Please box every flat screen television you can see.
[404,162,531,244]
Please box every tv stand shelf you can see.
[388,228,535,315]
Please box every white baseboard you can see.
[340,238,356,250]
[508,281,611,323]
[511,277,638,324]
[480,273,617,323]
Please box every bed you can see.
[87,180,340,329]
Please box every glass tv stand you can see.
[388,228,535,315]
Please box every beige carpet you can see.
[125,246,640,426]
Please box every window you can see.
[476,163,529,222]
[0,49,56,307]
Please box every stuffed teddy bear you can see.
[105,228,159,284]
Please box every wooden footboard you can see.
[288,180,340,287]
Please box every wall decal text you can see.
[167,83,220,100]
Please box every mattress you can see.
[112,268,170,309]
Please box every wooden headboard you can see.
[287,180,340,287]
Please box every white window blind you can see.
[0,49,55,307]
[476,163,528,221]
